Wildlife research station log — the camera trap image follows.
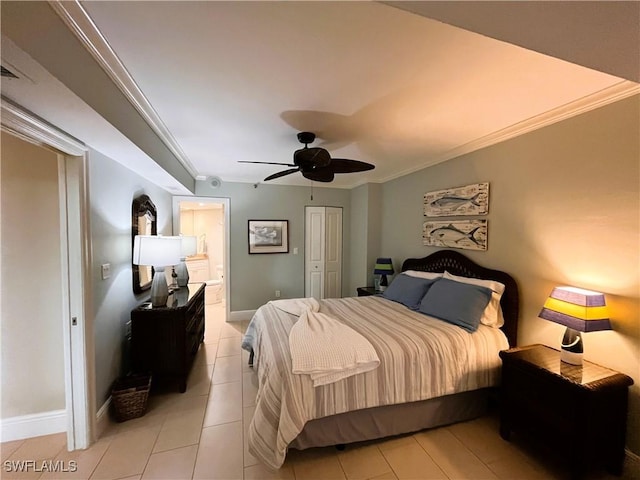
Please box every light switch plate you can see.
[101,263,111,280]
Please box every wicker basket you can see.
[111,374,151,422]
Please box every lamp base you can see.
[560,327,583,366]
[175,259,190,287]
[150,267,169,308]
[378,274,388,291]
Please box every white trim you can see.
[48,0,198,178]
[1,97,86,156]
[95,398,111,439]
[0,410,67,442]
[1,101,93,451]
[229,310,256,322]
[376,80,640,184]
[172,196,231,323]
[58,154,94,450]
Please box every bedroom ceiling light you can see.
[373,258,395,292]
[539,286,611,366]
[174,235,198,287]
[133,235,182,307]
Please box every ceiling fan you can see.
[239,132,375,183]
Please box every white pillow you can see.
[403,270,444,281]
[443,271,505,328]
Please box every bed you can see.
[242,249,519,469]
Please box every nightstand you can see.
[357,286,379,297]
[499,344,633,478]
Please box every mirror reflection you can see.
[132,195,157,293]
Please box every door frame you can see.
[1,98,94,449]
[172,196,230,321]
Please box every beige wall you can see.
[380,95,640,454]
[1,132,65,417]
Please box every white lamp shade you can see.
[133,235,182,267]
[180,235,198,257]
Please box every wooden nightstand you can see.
[499,344,633,478]
[357,286,379,296]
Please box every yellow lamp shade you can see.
[539,286,611,332]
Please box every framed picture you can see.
[424,182,489,217]
[248,220,289,254]
[423,219,488,251]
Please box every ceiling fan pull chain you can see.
[310,181,314,201]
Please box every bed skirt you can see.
[290,388,492,450]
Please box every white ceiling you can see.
[2,1,639,191]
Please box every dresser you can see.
[131,283,205,393]
[499,344,633,478]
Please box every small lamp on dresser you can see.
[133,235,182,307]
[539,286,611,365]
[174,235,198,287]
[373,258,394,291]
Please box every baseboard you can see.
[229,310,255,322]
[0,410,66,442]
[95,397,111,439]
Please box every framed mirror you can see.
[132,194,157,293]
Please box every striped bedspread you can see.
[244,295,509,469]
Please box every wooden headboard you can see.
[401,250,519,347]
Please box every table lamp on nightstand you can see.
[539,286,611,366]
[374,258,394,292]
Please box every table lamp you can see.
[174,235,198,287]
[374,258,394,291]
[133,235,182,307]
[539,286,611,365]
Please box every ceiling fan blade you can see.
[264,168,300,182]
[239,161,296,167]
[329,158,375,173]
[303,169,335,182]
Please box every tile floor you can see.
[1,302,632,479]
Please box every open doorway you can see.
[1,101,92,450]
[172,196,230,322]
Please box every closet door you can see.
[304,206,342,299]
[305,207,325,299]
[324,207,342,298]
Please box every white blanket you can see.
[268,297,319,316]
[289,308,380,387]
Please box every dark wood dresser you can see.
[499,344,633,478]
[131,283,205,393]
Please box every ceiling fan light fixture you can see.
[238,131,374,183]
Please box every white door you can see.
[305,207,325,299]
[304,206,342,299]
[324,207,342,298]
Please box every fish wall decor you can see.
[423,219,488,251]
[424,182,489,217]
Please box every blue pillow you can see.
[418,278,492,332]
[382,274,438,310]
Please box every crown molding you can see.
[379,80,640,184]
[49,0,199,177]
[1,96,87,156]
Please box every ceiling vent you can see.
[1,66,19,79]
